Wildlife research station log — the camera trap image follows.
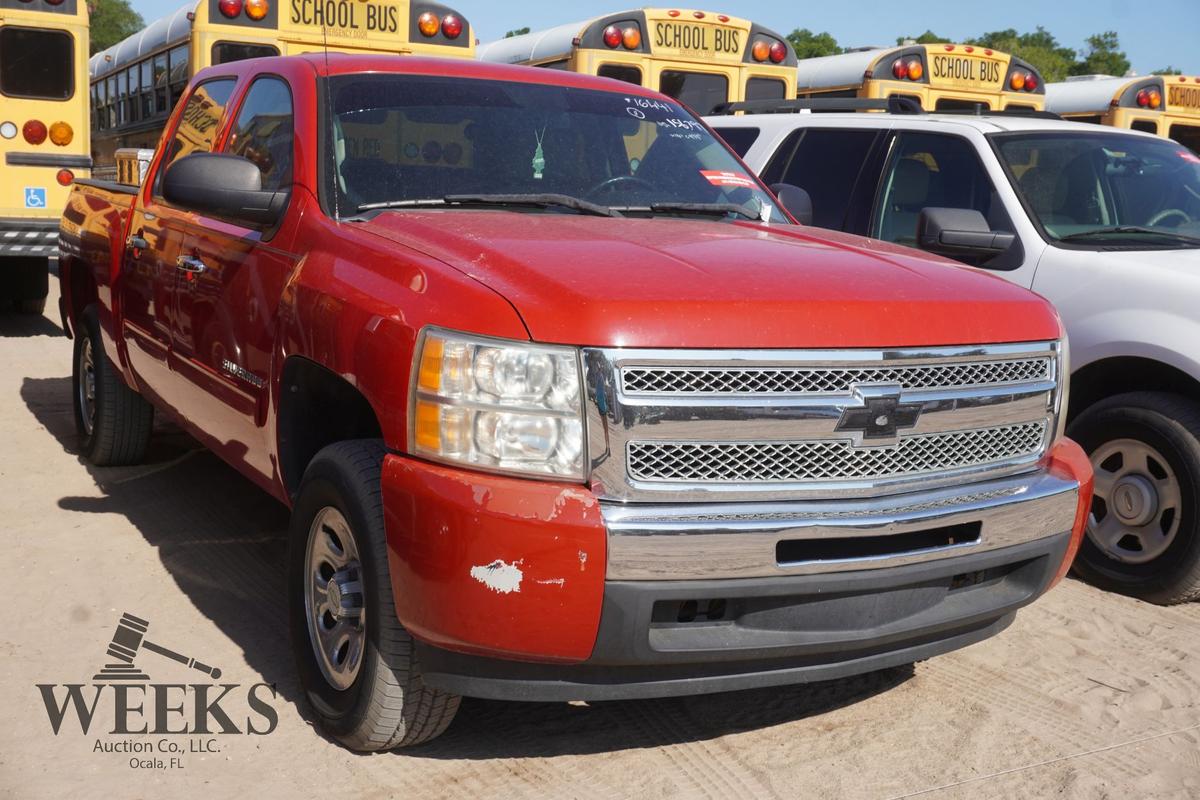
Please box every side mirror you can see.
[917,207,1016,258]
[163,153,286,226]
[770,183,813,226]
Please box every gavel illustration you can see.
[103,612,222,679]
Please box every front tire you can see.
[1068,392,1200,604]
[72,305,153,465]
[288,440,460,750]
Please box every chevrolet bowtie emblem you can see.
[835,385,923,447]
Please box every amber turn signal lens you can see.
[751,40,770,62]
[417,11,439,37]
[49,121,73,146]
[906,59,924,80]
[621,26,641,50]
[1149,89,1162,109]
[1010,72,1026,91]
[244,0,268,21]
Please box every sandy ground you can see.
[2,282,1199,800]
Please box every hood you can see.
[361,212,1061,349]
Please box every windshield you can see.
[994,131,1200,248]
[326,74,786,223]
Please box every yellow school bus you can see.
[796,43,1046,112]
[89,0,474,175]
[1045,75,1165,135]
[0,0,89,313]
[476,8,798,116]
[1163,75,1200,152]
[1044,74,1200,152]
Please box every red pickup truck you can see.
[58,54,1093,750]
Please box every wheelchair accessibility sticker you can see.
[24,187,47,209]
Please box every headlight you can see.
[409,328,585,479]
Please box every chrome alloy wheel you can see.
[78,336,96,435]
[1088,438,1183,565]
[304,507,366,691]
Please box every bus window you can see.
[0,27,73,99]
[598,64,642,87]
[935,98,991,112]
[660,71,728,116]
[746,78,785,102]
[1170,125,1200,153]
[212,42,280,66]
[1132,120,1159,135]
[139,61,153,118]
[153,53,168,113]
[762,129,879,231]
[713,127,760,158]
[154,79,238,197]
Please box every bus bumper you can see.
[0,217,59,258]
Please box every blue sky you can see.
[128,0,1200,75]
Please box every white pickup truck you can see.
[709,106,1200,604]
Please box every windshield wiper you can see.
[357,193,620,217]
[1057,226,1200,246]
[638,202,761,222]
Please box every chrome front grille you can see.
[621,358,1051,396]
[626,422,1048,484]
[583,342,1064,503]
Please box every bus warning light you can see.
[621,26,641,50]
[418,12,439,37]
[769,41,787,64]
[442,14,463,39]
[218,0,242,18]
[245,0,268,21]
[22,120,47,145]
[49,121,73,146]
[752,40,770,62]
[603,25,621,48]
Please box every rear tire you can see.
[1067,392,1200,604]
[289,440,460,750]
[72,305,153,465]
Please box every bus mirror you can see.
[770,183,812,225]
[163,153,286,227]
[917,207,1016,258]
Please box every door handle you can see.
[175,255,208,275]
[126,235,148,251]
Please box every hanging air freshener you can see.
[532,127,546,180]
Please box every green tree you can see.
[1072,31,1130,77]
[88,0,144,55]
[504,27,530,38]
[1152,66,1183,76]
[969,27,1077,82]
[786,28,841,59]
[896,30,946,45]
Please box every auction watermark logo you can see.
[36,612,279,770]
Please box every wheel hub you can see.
[1110,474,1158,527]
[303,507,367,691]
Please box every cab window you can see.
[761,128,881,230]
[873,132,1012,248]
[0,27,73,100]
[225,77,294,193]
[153,78,238,197]
[660,71,728,116]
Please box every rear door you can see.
[169,75,298,482]
[120,77,238,405]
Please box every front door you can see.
[169,76,297,484]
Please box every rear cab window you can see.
[0,27,73,100]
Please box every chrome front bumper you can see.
[603,469,1080,580]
